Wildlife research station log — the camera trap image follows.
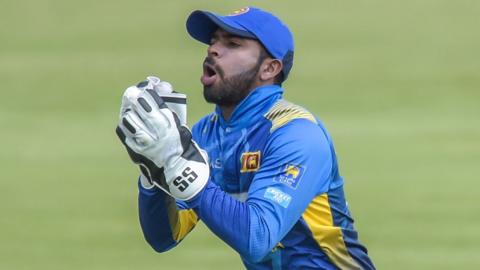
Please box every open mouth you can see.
[201,63,218,86]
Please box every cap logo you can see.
[227,7,249,16]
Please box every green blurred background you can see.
[1,0,479,269]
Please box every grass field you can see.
[1,0,479,269]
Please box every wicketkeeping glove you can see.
[116,88,209,201]
[119,76,188,189]
[120,76,187,124]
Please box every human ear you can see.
[259,59,283,81]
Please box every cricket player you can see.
[116,6,376,269]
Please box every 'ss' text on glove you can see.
[118,76,188,189]
[116,88,209,201]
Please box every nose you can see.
[207,42,220,58]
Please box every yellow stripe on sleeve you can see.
[302,194,362,270]
[172,209,198,242]
[264,100,317,132]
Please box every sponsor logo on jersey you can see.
[211,158,222,169]
[228,7,250,16]
[240,151,261,172]
[274,164,305,189]
[264,187,292,208]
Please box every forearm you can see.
[187,181,275,262]
[138,182,181,252]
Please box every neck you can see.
[220,105,235,121]
[214,84,284,128]
[218,81,276,121]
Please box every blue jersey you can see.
[138,85,375,269]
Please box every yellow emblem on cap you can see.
[228,7,250,16]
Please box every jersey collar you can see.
[215,84,283,130]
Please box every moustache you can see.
[203,56,215,66]
[203,57,224,78]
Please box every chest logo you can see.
[240,151,261,172]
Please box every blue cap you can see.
[186,7,294,81]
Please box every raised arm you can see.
[138,183,198,252]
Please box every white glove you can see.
[116,87,209,201]
[119,76,188,189]
[120,76,187,124]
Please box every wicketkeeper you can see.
[116,6,375,269]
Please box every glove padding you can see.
[116,88,209,201]
[119,77,188,189]
[136,76,188,125]
[119,76,186,124]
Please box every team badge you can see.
[274,164,305,189]
[240,151,261,172]
[228,7,250,16]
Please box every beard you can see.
[203,57,263,107]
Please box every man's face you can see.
[201,29,266,107]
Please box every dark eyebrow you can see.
[211,31,241,40]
